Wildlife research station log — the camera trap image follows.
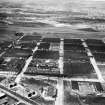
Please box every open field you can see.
[3,25,105,39]
[63,61,97,78]
[64,51,89,61]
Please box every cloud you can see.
[1,0,105,11]
[0,0,70,5]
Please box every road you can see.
[55,79,64,105]
[15,39,42,83]
[64,78,100,82]
[0,84,40,105]
[81,39,104,83]
[23,74,100,82]
[15,56,33,83]
[55,39,64,105]
[16,34,25,43]
[59,38,64,74]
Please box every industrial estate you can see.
[0,32,105,105]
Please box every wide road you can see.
[81,39,104,83]
[55,79,64,105]
[59,38,64,74]
[15,38,41,83]
[0,84,40,105]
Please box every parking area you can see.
[33,50,59,60]
[64,44,85,52]
[64,51,88,61]
[63,61,96,78]
[42,38,60,43]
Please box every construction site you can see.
[0,33,105,105]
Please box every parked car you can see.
[28,91,38,98]
[10,82,17,88]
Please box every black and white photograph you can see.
[0,0,105,105]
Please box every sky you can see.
[0,0,105,5]
[91,0,105,1]
[1,0,105,2]
[1,0,105,11]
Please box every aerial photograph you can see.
[0,0,105,105]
